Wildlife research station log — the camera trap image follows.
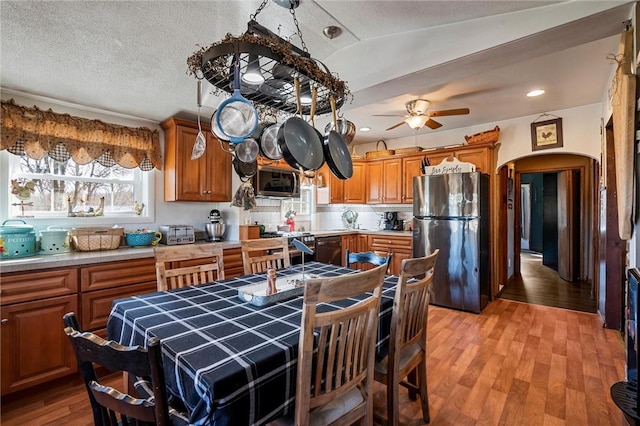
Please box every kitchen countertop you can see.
[0,240,242,274]
[0,230,412,274]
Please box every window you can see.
[281,183,314,219]
[3,151,151,219]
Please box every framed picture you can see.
[531,117,563,151]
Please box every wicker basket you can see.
[464,126,500,145]
[70,227,124,251]
[395,146,423,155]
[365,140,395,159]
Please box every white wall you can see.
[356,103,604,172]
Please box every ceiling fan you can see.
[378,99,470,131]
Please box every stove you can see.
[260,231,316,262]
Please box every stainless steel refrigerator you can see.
[413,172,490,313]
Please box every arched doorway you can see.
[497,153,598,312]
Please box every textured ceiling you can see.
[0,1,634,145]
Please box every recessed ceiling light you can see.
[359,127,371,132]
[527,89,545,97]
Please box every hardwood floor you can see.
[498,251,597,313]
[1,299,625,425]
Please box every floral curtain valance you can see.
[1,99,162,170]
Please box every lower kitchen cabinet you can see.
[370,235,413,276]
[0,257,160,395]
[341,234,358,266]
[0,267,79,395]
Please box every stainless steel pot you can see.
[0,220,37,259]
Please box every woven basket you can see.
[395,146,423,155]
[464,126,500,145]
[365,140,395,159]
[70,227,124,251]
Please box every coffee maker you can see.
[206,209,226,242]
[383,211,404,231]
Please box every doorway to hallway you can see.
[499,251,596,312]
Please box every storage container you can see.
[39,226,70,254]
[0,220,38,259]
[70,227,124,251]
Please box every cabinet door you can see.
[366,161,383,204]
[382,158,402,203]
[206,133,232,201]
[80,258,156,292]
[455,146,489,172]
[81,282,156,332]
[1,295,78,395]
[329,173,344,203]
[223,247,244,279]
[175,125,209,201]
[402,156,424,204]
[344,162,366,203]
[390,249,413,276]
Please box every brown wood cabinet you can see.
[366,158,402,204]
[0,268,78,395]
[222,247,244,279]
[424,144,493,173]
[161,117,232,202]
[341,234,358,266]
[402,155,424,204]
[80,258,157,333]
[329,161,366,204]
[369,235,413,276]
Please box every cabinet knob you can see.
[1,319,8,325]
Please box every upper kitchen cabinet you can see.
[328,160,366,204]
[367,157,402,204]
[161,117,232,202]
[401,155,424,205]
[424,144,495,174]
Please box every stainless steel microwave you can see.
[253,166,299,198]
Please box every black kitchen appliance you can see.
[383,211,403,231]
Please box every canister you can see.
[39,226,70,254]
[0,220,37,259]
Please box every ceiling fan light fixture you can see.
[407,99,430,115]
[359,127,371,132]
[406,115,429,130]
[242,53,265,85]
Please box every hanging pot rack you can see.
[187,2,350,117]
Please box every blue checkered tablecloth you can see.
[107,262,398,426]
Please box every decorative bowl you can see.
[125,230,162,247]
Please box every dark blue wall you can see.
[521,173,544,252]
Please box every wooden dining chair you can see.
[345,249,392,273]
[154,244,225,291]
[374,249,439,425]
[288,264,387,426]
[241,237,290,275]
[63,312,189,426]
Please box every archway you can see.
[497,153,598,312]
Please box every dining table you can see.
[106,261,399,426]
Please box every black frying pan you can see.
[323,95,353,180]
[232,156,257,182]
[277,78,323,171]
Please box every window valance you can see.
[1,99,162,170]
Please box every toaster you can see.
[159,225,195,245]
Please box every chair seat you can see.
[374,342,422,376]
[269,386,365,426]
